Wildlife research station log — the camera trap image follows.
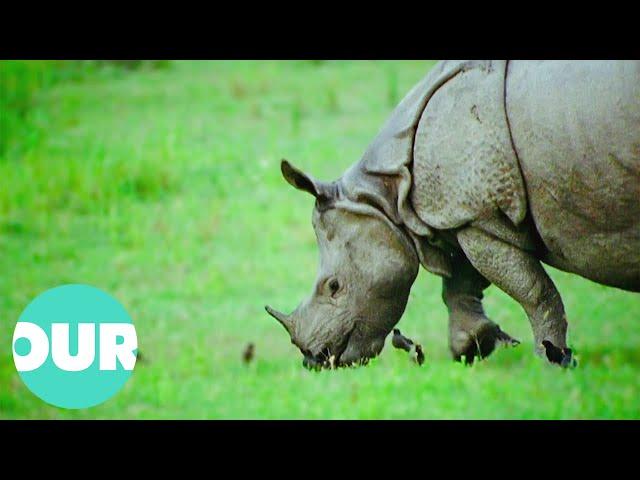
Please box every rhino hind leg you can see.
[457,226,572,367]
[443,252,520,365]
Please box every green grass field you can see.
[1,60,639,419]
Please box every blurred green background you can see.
[1,60,639,419]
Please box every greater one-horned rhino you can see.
[265,60,640,369]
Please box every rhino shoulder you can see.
[361,60,487,175]
[345,61,494,278]
[411,60,527,230]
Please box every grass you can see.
[1,60,639,419]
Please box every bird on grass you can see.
[413,344,425,366]
[542,340,576,368]
[392,328,414,352]
[135,350,146,364]
[242,343,255,364]
[392,328,425,366]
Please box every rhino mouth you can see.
[302,330,352,370]
[302,324,377,370]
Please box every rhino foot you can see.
[451,323,520,365]
[542,340,577,368]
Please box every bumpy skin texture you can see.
[270,60,640,368]
[506,61,640,292]
[443,251,521,363]
[411,60,638,362]
[456,226,569,357]
[412,60,526,230]
[406,60,639,362]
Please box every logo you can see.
[12,284,138,409]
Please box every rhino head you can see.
[266,160,419,369]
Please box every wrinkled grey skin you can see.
[266,60,640,369]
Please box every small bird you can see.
[542,340,564,363]
[542,340,576,368]
[392,329,425,366]
[242,343,255,364]
[413,344,425,366]
[392,328,414,352]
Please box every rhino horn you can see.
[265,305,294,334]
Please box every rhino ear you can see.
[281,159,324,198]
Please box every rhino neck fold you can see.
[337,162,453,279]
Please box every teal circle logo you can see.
[12,284,138,409]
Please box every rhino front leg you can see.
[444,252,520,364]
[457,226,574,367]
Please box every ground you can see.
[1,60,639,419]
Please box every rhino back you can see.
[506,60,640,291]
[410,61,527,231]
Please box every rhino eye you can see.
[329,279,340,295]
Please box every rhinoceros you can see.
[265,60,640,369]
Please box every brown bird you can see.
[135,350,146,364]
[242,343,255,364]
[392,328,414,352]
[413,344,425,366]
